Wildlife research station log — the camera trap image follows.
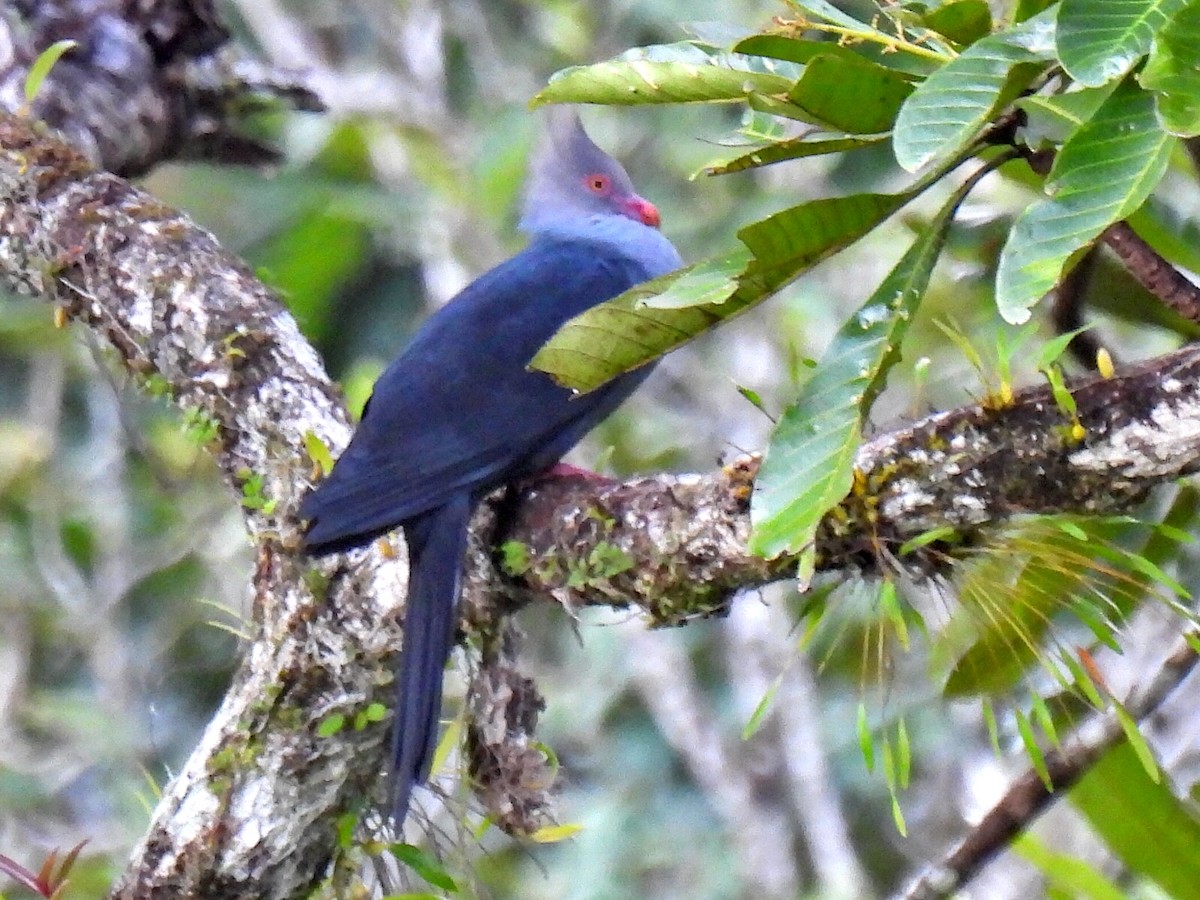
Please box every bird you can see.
[299,108,682,823]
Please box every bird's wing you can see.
[300,238,657,550]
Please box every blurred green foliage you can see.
[5,1,1200,899]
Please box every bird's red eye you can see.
[585,173,611,194]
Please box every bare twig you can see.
[1050,247,1107,371]
[627,625,801,899]
[1103,221,1200,327]
[0,0,318,176]
[896,638,1200,900]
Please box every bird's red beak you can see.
[625,195,661,228]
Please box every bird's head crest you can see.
[520,107,661,234]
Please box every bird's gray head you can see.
[520,107,661,235]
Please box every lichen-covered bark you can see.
[492,347,1200,605]
[6,3,1200,894]
[8,106,1200,894]
[0,111,403,899]
[0,0,318,176]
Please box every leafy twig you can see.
[895,639,1200,900]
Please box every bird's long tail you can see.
[393,494,471,823]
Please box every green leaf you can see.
[857,702,874,771]
[746,93,829,124]
[923,0,994,45]
[736,35,880,67]
[792,0,875,31]
[1062,651,1106,708]
[704,135,886,175]
[735,33,941,77]
[532,43,793,106]
[996,79,1174,324]
[1016,85,1119,147]
[24,39,78,102]
[1031,693,1060,746]
[896,718,912,787]
[982,698,1002,754]
[1140,0,1200,135]
[304,431,335,477]
[893,9,1058,172]
[533,193,908,393]
[1114,701,1161,782]
[388,844,460,893]
[1056,0,1189,87]
[424,715,456,777]
[1016,0,1058,22]
[530,251,748,392]
[881,731,898,790]
[637,250,751,309]
[1013,833,1128,900]
[795,582,835,649]
[317,714,345,737]
[1037,326,1093,371]
[1071,740,1200,896]
[1015,706,1052,789]
[748,187,959,558]
[788,55,915,134]
[529,823,585,843]
[1057,520,1089,541]
[736,385,771,417]
[898,525,960,555]
[742,673,783,739]
[890,793,909,836]
[737,193,911,295]
[879,579,910,650]
[1043,362,1078,419]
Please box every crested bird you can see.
[300,109,682,822]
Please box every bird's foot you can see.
[514,463,617,494]
[542,462,615,482]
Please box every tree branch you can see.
[7,105,1200,893]
[496,342,1200,609]
[0,0,319,176]
[895,637,1200,900]
[1103,221,1200,326]
[8,5,1200,894]
[0,108,399,899]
